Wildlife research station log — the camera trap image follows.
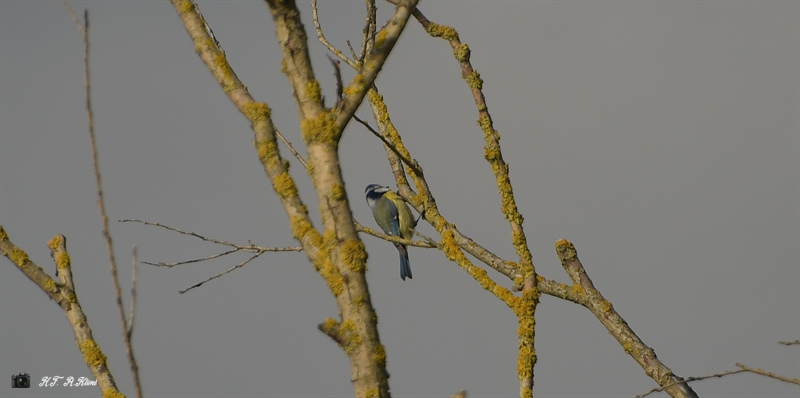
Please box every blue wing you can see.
[387,203,401,237]
[373,197,412,280]
[386,201,412,280]
[372,196,400,237]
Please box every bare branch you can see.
[58,4,142,396]
[636,369,746,398]
[637,362,799,398]
[126,244,140,395]
[556,240,699,398]
[354,114,423,178]
[119,219,303,255]
[400,0,536,278]
[311,0,358,68]
[536,278,582,305]
[119,219,237,245]
[128,245,138,339]
[334,0,419,131]
[346,39,358,62]
[0,227,122,396]
[327,55,344,110]
[60,0,84,33]
[736,362,800,385]
[364,87,523,284]
[170,0,317,265]
[121,219,302,292]
[143,248,242,268]
[360,0,377,60]
[317,318,346,347]
[355,221,436,249]
[390,20,542,394]
[180,253,261,294]
[275,126,307,168]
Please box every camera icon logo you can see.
[12,372,30,388]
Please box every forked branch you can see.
[0,227,123,397]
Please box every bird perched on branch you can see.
[365,184,417,280]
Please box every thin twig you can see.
[120,219,237,246]
[143,248,242,268]
[311,0,358,68]
[355,220,436,249]
[121,219,303,292]
[637,362,800,398]
[180,253,261,294]
[327,55,344,108]
[354,114,423,177]
[778,340,800,345]
[61,0,83,33]
[332,0,419,131]
[411,228,440,249]
[636,369,746,398]
[736,362,800,385]
[59,5,142,396]
[127,244,139,387]
[128,245,138,338]
[360,0,377,61]
[119,219,303,253]
[346,39,358,61]
[275,126,307,167]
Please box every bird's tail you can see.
[397,244,412,280]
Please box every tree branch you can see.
[59,3,142,395]
[1,226,123,396]
[556,240,699,398]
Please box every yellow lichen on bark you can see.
[79,339,107,368]
[272,172,299,200]
[339,319,362,355]
[244,102,271,123]
[454,44,470,62]
[425,22,459,41]
[177,0,193,13]
[7,247,29,267]
[102,388,126,398]
[341,239,368,273]
[301,111,341,145]
[373,344,387,367]
[465,70,483,89]
[305,80,322,104]
[329,183,346,201]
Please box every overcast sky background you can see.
[1,1,798,397]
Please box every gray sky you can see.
[1,1,798,397]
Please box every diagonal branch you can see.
[0,226,123,396]
[637,362,799,398]
[556,239,699,398]
[312,0,358,69]
[179,253,262,294]
[170,0,320,266]
[393,20,541,393]
[334,0,419,132]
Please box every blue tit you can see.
[365,184,417,280]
